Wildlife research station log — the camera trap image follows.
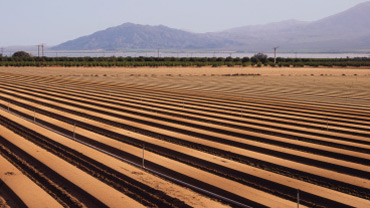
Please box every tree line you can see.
[1,51,370,67]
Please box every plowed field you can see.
[0,66,369,208]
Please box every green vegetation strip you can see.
[1,56,370,67]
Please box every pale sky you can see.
[0,0,369,46]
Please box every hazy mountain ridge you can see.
[53,1,370,52]
[53,23,236,50]
[215,1,370,51]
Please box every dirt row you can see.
[2,83,366,179]
[4,95,370,207]
[90,69,370,107]
[0,154,62,208]
[1,75,370,155]
[4,80,369,157]
[0,196,10,208]
[136,76,370,108]
[3,73,370,132]
[0,96,232,207]
[61,73,370,115]
[2,77,370,141]
[2,88,368,193]
[2,72,368,136]
[39,70,369,107]
[23,74,370,118]
[0,119,149,208]
[0,76,368,205]
[0,72,369,207]
[3,67,369,105]
[0,104,290,208]
[0,110,199,208]
[3,71,370,114]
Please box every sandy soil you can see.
[0,103,228,208]
[0,155,63,208]
[1,66,369,108]
[0,66,370,207]
[2,89,369,191]
[0,196,10,208]
[0,118,144,208]
[4,72,368,132]
[1,82,370,206]
[1,107,231,207]
[0,98,296,207]
[4,98,369,207]
[3,85,368,172]
[0,188,11,208]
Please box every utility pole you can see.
[273,46,280,64]
[297,189,300,208]
[157,49,159,58]
[41,44,45,57]
[37,45,40,57]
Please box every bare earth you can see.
[1,66,369,106]
[0,66,369,207]
[0,100,229,208]
[0,155,62,208]
[0,121,144,208]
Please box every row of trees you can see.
[1,51,370,67]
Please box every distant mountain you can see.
[53,1,370,52]
[210,20,310,51]
[215,1,370,51]
[52,23,236,50]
